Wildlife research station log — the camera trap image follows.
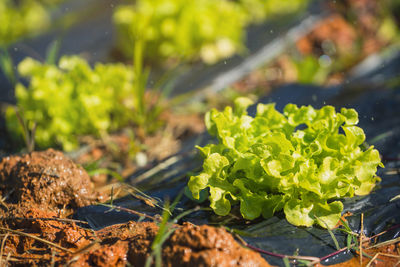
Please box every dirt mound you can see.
[0,149,102,211]
[73,221,158,267]
[0,150,101,265]
[0,206,94,265]
[0,150,271,266]
[162,223,269,267]
[1,216,271,266]
[74,222,271,267]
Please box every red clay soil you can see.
[0,149,271,266]
[0,149,103,212]
[231,0,391,95]
[296,14,358,56]
[297,0,387,61]
[318,241,400,267]
[72,222,270,267]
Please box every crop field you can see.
[0,0,399,266]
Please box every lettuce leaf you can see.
[188,98,383,228]
[6,56,138,151]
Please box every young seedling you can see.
[11,107,36,152]
[0,47,16,85]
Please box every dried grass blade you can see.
[367,237,400,250]
[71,240,100,256]
[1,216,89,225]
[0,233,10,267]
[366,252,400,267]
[0,197,8,211]
[100,204,156,221]
[366,253,380,267]
[0,227,72,253]
[360,213,364,266]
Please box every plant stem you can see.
[133,38,146,125]
[319,244,356,262]
[0,45,16,85]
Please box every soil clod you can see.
[0,149,102,211]
[0,150,271,266]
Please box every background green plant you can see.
[188,97,383,229]
[237,0,309,23]
[294,55,330,84]
[0,0,67,84]
[6,55,163,151]
[0,0,50,47]
[0,0,66,47]
[113,0,310,65]
[0,0,50,84]
[113,0,247,65]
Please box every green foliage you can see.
[0,47,16,84]
[113,0,309,65]
[0,0,59,47]
[113,0,247,64]
[294,55,330,85]
[6,55,159,151]
[188,97,383,228]
[0,0,66,82]
[378,0,400,42]
[237,0,309,23]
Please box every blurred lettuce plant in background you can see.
[0,0,66,46]
[0,0,66,84]
[237,0,309,23]
[5,56,159,151]
[113,0,310,65]
[0,0,50,47]
[113,0,247,65]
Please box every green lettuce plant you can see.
[0,0,65,83]
[0,0,49,84]
[0,0,65,47]
[6,55,161,151]
[238,0,309,23]
[188,97,383,228]
[113,0,247,64]
[113,0,310,65]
